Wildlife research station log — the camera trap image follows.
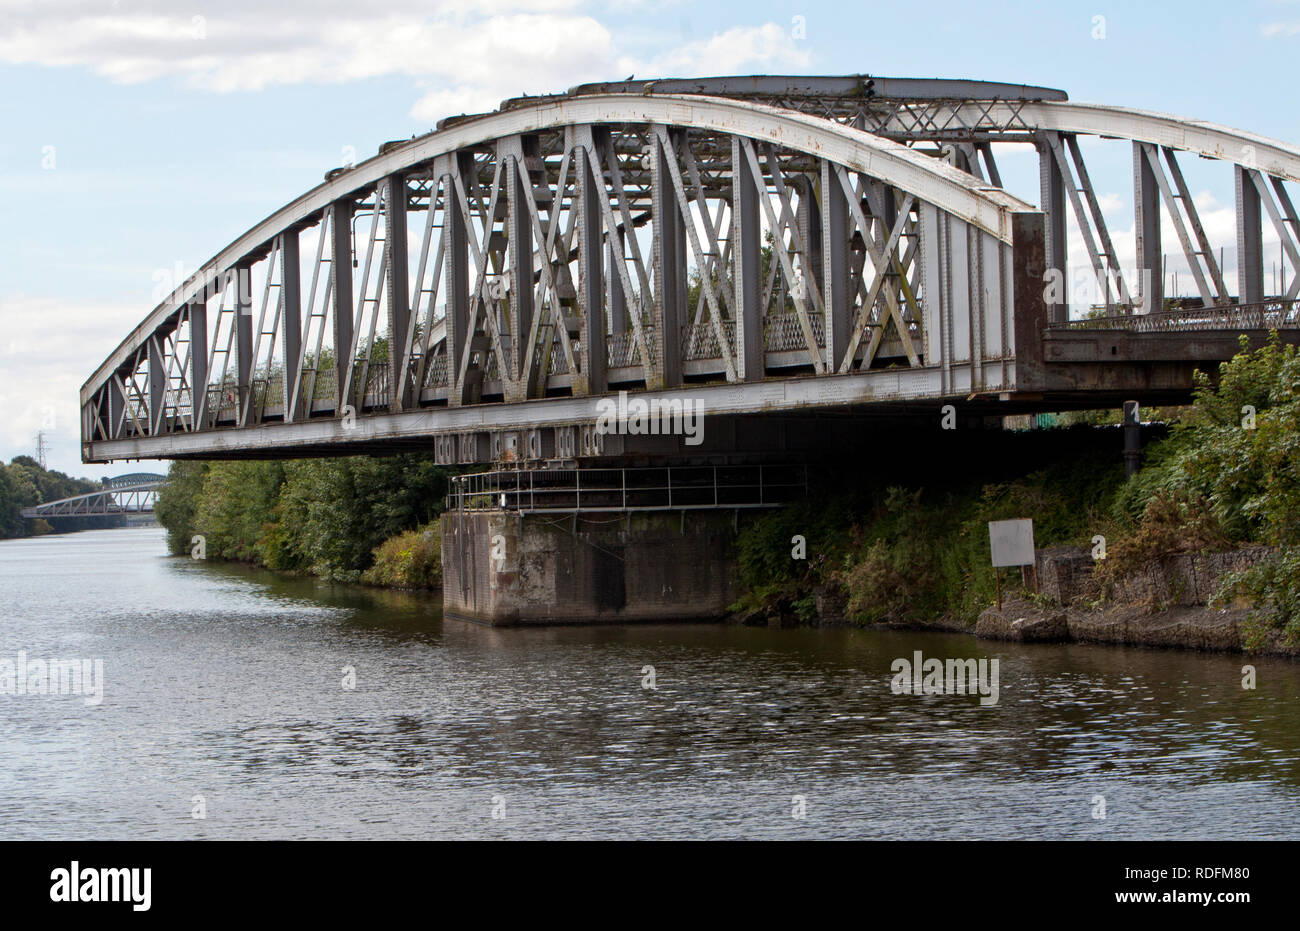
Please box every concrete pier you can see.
[440,509,742,626]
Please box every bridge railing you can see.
[680,314,850,360]
[1050,300,1300,333]
[424,353,450,388]
[607,331,659,369]
[304,369,337,408]
[546,342,571,376]
[335,361,386,411]
[683,320,735,361]
[764,312,827,353]
[448,464,808,513]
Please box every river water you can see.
[1,527,1297,839]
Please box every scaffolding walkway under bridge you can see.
[447,464,807,514]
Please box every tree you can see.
[155,461,211,555]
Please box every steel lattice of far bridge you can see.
[80,74,1300,467]
[21,475,165,519]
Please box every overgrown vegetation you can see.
[734,333,1300,645]
[155,454,451,583]
[733,432,1127,626]
[1095,334,1300,642]
[360,525,442,589]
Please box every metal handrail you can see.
[446,464,807,513]
[1049,299,1300,332]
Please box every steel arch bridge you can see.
[21,476,165,519]
[81,74,1300,466]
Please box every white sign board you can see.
[988,518,1035,568]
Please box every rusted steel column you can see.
[442,153,472,408]
[1011,211,1048,392]
[234,262,253,424]
[650,129,685,389]
[821,160,851,371]
[328,201,353,416]
[148,332,166,435]
[1038,135,1067,324]
[576,144,606,396]
[1236,166,1264,305]
[1123,400,1142,477]
[1133,141,1163,314]
[608,231,627,337]
[732,136,763,382]
[189,300,208,428]
[500,137,534,402]
[280,230,302,420]
[383,173,411,411]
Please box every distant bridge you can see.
[21,475,165,519]
[80,74,1300,467]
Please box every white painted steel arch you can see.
[83,93,1031,402]
[86,76,1300,466]
[986,101,1300,181]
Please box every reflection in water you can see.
[0,528,1297,839]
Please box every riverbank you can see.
[154,453,447,588]
[760,601,1285,655]
[976,598,1292,653]
[748,544,1298,657]
[726,335,1300,654]
[154,336,1300,654]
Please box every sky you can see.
[2,0,1300,478]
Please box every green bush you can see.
[1121,333,1300,639]
[189,461,286,563]
[1216,548,1300,645]
[276,455,449,579]
[155,462,210,555]
[361,525,442,589]
[842,538,909,623]
[155,453,451,583]
[732,437,1127,628]
[1101,489,1232,581]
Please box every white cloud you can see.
[0,4,601,93]
[618,23,811,78]
[410,86,506,123]
[1096,192,1124,214]
[407,13,618,122]
[0,3,812,124]
[1262,21,1300,38]
[0,293,144,476]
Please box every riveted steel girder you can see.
[81,77,1300,466]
